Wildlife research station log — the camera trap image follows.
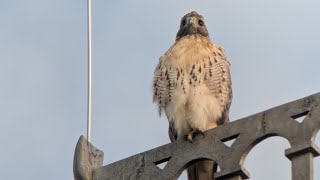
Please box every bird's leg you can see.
[187,130,195,143]
[184,129,204,143]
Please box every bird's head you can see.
[176,11,209,41]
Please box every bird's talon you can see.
[187,133,194,143]
[199,131,205,137]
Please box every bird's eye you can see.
[182,19,186,26]
[198,19,204,26]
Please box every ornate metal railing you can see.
[73,92,320,180]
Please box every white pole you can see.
[87,0,92,142]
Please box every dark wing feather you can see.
[203,45,232,125]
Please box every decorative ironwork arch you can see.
[74,93,320,180]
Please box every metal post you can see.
[291,152,314,180]
[87,0,92,142]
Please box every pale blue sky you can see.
[0,0,319,179]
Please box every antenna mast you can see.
[87,0,92,142]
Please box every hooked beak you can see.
[186,17,198,27]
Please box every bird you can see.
[153,11,232,179]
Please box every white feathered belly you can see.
[153,36,231,139]
[165,82,222,138]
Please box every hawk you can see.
[153,11,232,179]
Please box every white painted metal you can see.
[87,0,92,142]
